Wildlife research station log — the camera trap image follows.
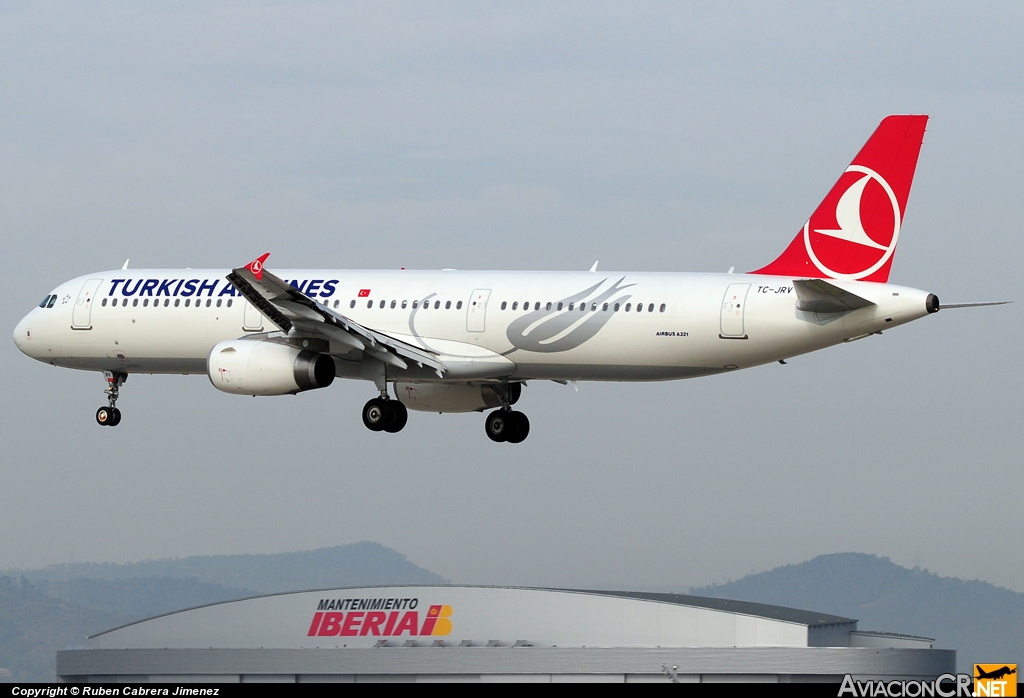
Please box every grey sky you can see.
[2,2,1021,593]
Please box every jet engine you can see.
[395,382,512,413]
[207,339,335,396]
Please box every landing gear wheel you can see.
[383,401,408,433]
[96,406,113,426]
[110,408,122,427]
[362,398,393,432]
[506,411,529,443]
[485,410,511,442]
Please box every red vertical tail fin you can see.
[752,115,928,282]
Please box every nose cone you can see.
[13,312,38,358]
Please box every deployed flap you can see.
[793,278,876,314]
[227,254,446,374]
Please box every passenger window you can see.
[333,300,339,308]
[523,301,529,310]
[602,303,608,311]
[512,302,518,310]
[174,299,180,307]
[206,299,212,307]
[434,300,440,309]
[133,299,139,307]
[637,303,643,312]
[557,302,563,310]
[591,303,597,311]
[143,299,150,307]
[445,300,451,309]
[568,303,574,311]
[101,298,107,307]
[402,300,408,309]
[648,303,655,313]
[614,303,620,311]
[216,299,222,307]
[412,300,419,309]
[390,300,396,309]
[501,301,507,310]
[350,300,356,308]
[227,299,232,308]
[625,303,631,311]
[367,300,373,309]
[534,302,540,311]
[378,300,384,309]
[546,302,552,310]
[659,303,666,312]
[581,304,587,312]
[184,299,190,307]
[457,301,463,309]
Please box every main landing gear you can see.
[484,382,529,444]
[96,371,126,427]
[484,409,530,444]
[362,393,409,434]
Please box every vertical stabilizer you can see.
[752,115,928,282]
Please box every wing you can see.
[793,278,875,314]
[226,254,446,375]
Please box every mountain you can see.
[1,541,446,682]
[11,541,446,595]
[0,576,131,683]
[689,553,1023,672]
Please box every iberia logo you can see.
[974,664,1017,697]
[307,602,452,638]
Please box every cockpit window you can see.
[39,295,52,308]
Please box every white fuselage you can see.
[14,268,934,384]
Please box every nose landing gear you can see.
[96,371,126,427]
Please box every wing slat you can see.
[227,261,446,374]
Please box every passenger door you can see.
[72,278,104,329]
[720,283,750,339]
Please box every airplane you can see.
[975,666,1016,681]
[12,115,1006,443]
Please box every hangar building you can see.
[57,586,953,683]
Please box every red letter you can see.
[307,612,324,636]
[420,605,441,635]
[360,611,387,636]
[382,611,400,636]
[341,611,364,636]
[317,612,343,636]
[393,611,419,636]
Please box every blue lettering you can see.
[197,279,218,296]
[156,279,176,296]
[306,280,322,297]
[321,280,338,297]
[218,284,237,297]
[173,279,185,296]
[139,279,159,296]
[289,279,309,293]
[108,279,127,296]
[122,279,143,296]
[181,279,199,297]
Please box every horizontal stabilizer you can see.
[793,279,875,314]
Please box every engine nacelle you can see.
[208,340,335,396]
[395,382,505,413]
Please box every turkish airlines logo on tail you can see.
[804,165,901,280]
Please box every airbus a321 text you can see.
[13,115,1005,443]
